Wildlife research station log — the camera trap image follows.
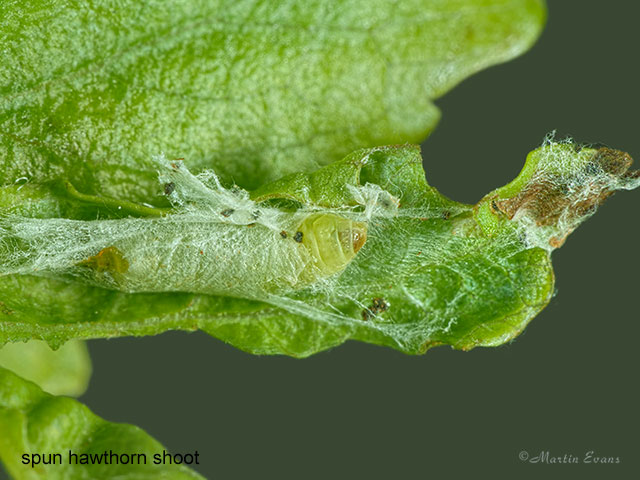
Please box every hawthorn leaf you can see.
[0,340,91,397]
[0,0,546,200]
[0,140,636,356]
[0,367,203,480]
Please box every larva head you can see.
[296,213,367,278]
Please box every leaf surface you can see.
[0,367,203,480]
[0,0,546,198]
[0,340,91,397]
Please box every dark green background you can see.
[27,2,640,479]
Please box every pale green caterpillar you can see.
[0,213,368,298]
[0,164,369,299]
[296,213,367,282]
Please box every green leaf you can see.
[0,0,546,200]
[1,140,636,356]
[0,367,203,480]
[0,340,91,397]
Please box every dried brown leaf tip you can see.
[496,147,636,232]
[591,147,633,176]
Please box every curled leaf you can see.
[0,139,635,356]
